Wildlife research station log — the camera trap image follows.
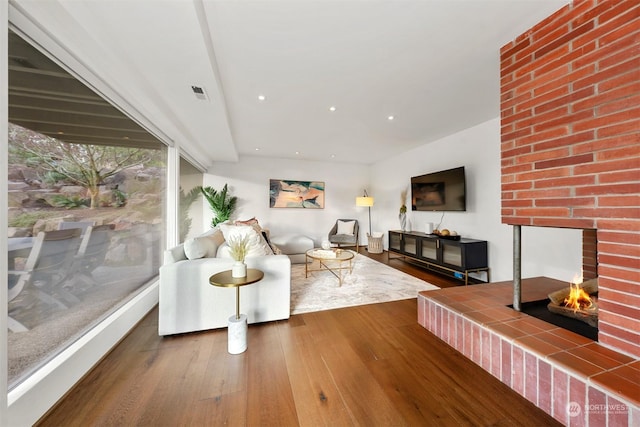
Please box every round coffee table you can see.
[209,268,264,354]
[305,248,354,286]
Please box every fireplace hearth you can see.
[419,277,638,427]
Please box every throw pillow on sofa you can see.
[234,217,260,227]
[219,223,273,258]
[261,231,282,255]
[184,229,225,260]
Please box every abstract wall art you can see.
[269,179,325,209]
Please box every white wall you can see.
[370,118,582,282]
[204,156,370,246]
[204,119,582,283]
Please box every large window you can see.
[7,30,166,389]
[179,157,204,243]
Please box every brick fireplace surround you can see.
[419,1,638,425]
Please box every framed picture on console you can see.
[269,179,325,209]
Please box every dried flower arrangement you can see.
[399,188,408,214]
[227,234,250,262]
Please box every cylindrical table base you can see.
[227,314,248,354]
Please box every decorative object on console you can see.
[399,214,407,232]
[432,228,460,240]
[269,179,325,208]
[399,187,408,231]
[198,183,237,227]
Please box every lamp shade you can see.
[356,196,374,207]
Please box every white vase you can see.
[399,213,407,231]
[232,261,247,278]
[321,240,331,250]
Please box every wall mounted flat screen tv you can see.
[411,166,466,211]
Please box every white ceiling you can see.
[10,0,569,168]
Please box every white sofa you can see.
[158,227,291,336]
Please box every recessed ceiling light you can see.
[295,151,300,155]
[257,94,266,101]
[330,154,336,158]
[387,115,395,121]
[329,106,336,112]
[255,147,260,151]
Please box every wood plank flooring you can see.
[355,247,466,289]
[37,250,560,426]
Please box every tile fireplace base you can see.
[418,277,639,426]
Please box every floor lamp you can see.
[356,190,374,238]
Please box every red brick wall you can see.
[583,228,598,280]
[500,0,640,357]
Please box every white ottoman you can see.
[270,234,314,264]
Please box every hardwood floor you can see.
[356,247,464,289]
[37,251,560,426]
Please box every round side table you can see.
[209,268,264,354]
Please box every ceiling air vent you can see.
[191,85,209,101]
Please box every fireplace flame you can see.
[563,274,594,312]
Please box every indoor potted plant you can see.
[198,183,237,227]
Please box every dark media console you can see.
[388,230,489,285]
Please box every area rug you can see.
[290,253,439,314]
